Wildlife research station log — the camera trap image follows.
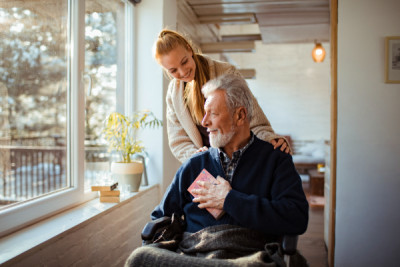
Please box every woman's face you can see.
[159,44,196,83]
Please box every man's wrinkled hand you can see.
[192,176,231,210]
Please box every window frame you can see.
[0,0,135,237]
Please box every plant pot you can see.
[111,161,144,192]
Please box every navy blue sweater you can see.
[151,136,309,236]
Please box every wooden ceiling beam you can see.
[238,69,256,79]
[200,41,255,53]
[221,34,262,42]
[256,11,330,27]
[189,2,329,16]
[183,0,331,45]
[187,0,328,5]
[188,0,273,5]
[198,13,256,24]
[259,24,330,44]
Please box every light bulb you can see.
[312,42,326,63]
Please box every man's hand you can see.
[192,176,231,210]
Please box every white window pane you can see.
[0,1,69,210]
[84,0,124,190]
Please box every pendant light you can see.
[312,42,326,63]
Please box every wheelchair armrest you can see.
[281,235,298,255]
[141,216,171,241]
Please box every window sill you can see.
[0,184,158,265]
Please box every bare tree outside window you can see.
[0,0,122,209]
[0,2,68,208]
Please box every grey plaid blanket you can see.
[126,224,308,267]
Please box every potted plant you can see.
[103,110,162,192]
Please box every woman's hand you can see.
[195,146,209,153]
[270,138,291,154]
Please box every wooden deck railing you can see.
[0,146,66,203]
[0,145,109,204]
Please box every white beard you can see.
[209,127,235,148]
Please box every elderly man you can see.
[126,74,308,266]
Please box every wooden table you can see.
[307,169,325,196]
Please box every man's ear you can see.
[235,107,247,126]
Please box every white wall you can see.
[135,0,181,194]
[336,0,400,266]
[135,0,165,187]
[227,41,331,141]
[161,0,182,193]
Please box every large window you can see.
[84,0,124,190]
[0,1,69,209]
[0,0,134,236]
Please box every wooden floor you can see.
[297,182,329,267]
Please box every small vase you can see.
[111,161,144,192]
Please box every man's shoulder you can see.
[250,136,293,160]
[185,148,217,164]
[251,135,272,150]
[178,148,219,172]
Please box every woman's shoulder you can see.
[201,54,240,78]
[168,78,178,89]
[166,78,182,96]
[202,54,233,68]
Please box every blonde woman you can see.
[153,29,290,163]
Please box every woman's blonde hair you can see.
[153,29,210,124]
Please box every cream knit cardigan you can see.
[166,55,284,163]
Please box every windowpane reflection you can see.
[0,1,68,209]
[84,0,123,190]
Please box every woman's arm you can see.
[166,82,200,163]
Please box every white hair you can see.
[202,74,253,120]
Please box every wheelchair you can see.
[131,216,304,267]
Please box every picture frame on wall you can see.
[385,36,400,83]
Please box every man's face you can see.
[201,90,236,148]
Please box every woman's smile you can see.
[159,45,196,82]
[181,69,191,79]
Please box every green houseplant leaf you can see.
[102,110,162,163]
